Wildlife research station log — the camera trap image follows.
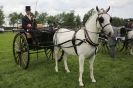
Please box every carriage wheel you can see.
[44,48,53,60]
[13,33,30,69]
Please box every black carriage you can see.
[116,27,133,55]
[13,28,55,69]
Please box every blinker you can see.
[98,17,104,23]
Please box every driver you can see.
[22,6,36,44]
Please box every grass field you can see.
[0,32,133,88]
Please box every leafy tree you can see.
[8,12,19,27]
[54,13,64,26]
[83,8,95,25]
[34,11,39,18]
[0,6,5,26]
[36,12,48,24]
[47,16,58,25]
[62,10,76,28]
[50,11,81,29]
[18,13,23,24]
[75,15,81,28]
[112,17,125,27]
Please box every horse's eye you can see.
[110,17,112,23]
[98,17,104,23]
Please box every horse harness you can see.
[56,13,112,55]
[72,28,99,55]
[72,30,79,55]
[56,28,99,56]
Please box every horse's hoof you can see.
[79,83,84,87]
[92,79,96,83]
[55,68,58,72]
[66,70,70,73]
[55,70,58,72]
[79,85,84,87]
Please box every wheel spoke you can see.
[15,54,20,64]
[21,52,28,66]
[45,48,53,60]
[13,33,29,69]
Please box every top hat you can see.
[25,6,31,11]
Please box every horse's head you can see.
[96,6,114,37]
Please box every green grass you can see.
[0,32,133,88]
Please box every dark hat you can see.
[25,6,31,11]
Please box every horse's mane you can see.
[85,12,97,26]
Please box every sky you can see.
[0,0,133,20]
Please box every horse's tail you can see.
[58,50,64,62]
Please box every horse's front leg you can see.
[79,55,85,86]
[54,47,59,72]
[89,55,96,83]
[63,53,70,73]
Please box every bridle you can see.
[96,13,112,33]
[83,12,112,49]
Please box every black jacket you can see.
[22,15,35,30]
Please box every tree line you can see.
[0,6,130,29]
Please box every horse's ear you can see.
[96,6,99,12]
[106,6,110,12]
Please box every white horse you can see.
[127,30,133,55]
[53,6,114,86]
[127,30,133,39]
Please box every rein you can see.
[55,27,100,48]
